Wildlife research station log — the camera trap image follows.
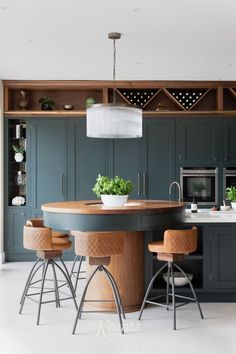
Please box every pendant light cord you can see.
[112,37,116,104]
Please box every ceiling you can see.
[1,0,236,80]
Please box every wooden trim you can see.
[4,86,9,111]
[217,87,224,111]
[4,79,236,89]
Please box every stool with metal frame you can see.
[71,231,125,335]
[138,226,204,330]
[19,219,78,325]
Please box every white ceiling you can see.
[1,0,236,80]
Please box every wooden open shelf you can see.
[3,80,236,117]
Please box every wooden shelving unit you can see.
[3,80,236,117]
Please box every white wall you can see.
[0,80,5,264]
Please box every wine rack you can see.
[167,89,208,111]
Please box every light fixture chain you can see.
[113,37,116,104]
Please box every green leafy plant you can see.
[226,186,236,202]
[12,144,24,153]
[38,96,55,109]
[92,174,134,197]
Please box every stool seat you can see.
[148,240,164,253]
[52,231,68,238]
[52,239,72,250]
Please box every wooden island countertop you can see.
[42,200,185,215]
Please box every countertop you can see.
[42,200,185,215]
[185,209,236,223]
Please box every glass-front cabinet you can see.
[7,120,27,207]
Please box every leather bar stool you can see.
[71,231,125,335]
[139,226,204,330]
[19,219,78,325]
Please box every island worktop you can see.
[42,200,185,232]
[42,200,185,214]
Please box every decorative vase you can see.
[101,195,128,207]
[14,152,24,162]
[231,202,236,210]
[18,90,29,110]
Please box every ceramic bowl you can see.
[163,271,193,286]
[63,104,75,110]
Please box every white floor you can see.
[1,262,236,354]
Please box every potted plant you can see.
[92,174,134,207]
[226,186,236,209]
[39,96,55,111]
[12,144,25,162]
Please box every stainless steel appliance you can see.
[223,168,236,196]
[180,167,218,205]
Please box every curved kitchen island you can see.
[42,200,185,312]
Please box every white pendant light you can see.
[87,32,142,138]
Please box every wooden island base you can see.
[85,231,145,312]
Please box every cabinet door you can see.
[111,139,143,199]
[144,119,176,199]
[5,207,27,255]
[223,118,236,164]
[30,119,67,214]
[68,119,107,200]
[177,118,221,165]
[210,225,236,289]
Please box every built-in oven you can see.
[180,167,218,205]
[223,168,236,197]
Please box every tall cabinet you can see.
[30,119,68,217]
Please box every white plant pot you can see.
[231,202,236,210]
[14,152,24,162]
[101,195,128,207]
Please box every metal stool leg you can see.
[166,262,171,311]
[51,260,78,311]
[72,266,99,334]
[51,261,61,308]
[103,266,124,334]
[103,267,126,319]
[74,256,84,293]
[173,263,204,319]
[19,260,44,314]
[69,255,78,278]
[170,263,176,330]
[138,263,168,320]
[19,258,42,305]
[37,260,50,325]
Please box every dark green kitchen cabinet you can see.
[176,118,222,165]
[210,225,236,289]
[30,119,67,215]
[143,119,176,199]
[110,119,176,200]
[223,118,236,164]
[67,119,107,200]
[109,138,143,198]
[5,207,28,260]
